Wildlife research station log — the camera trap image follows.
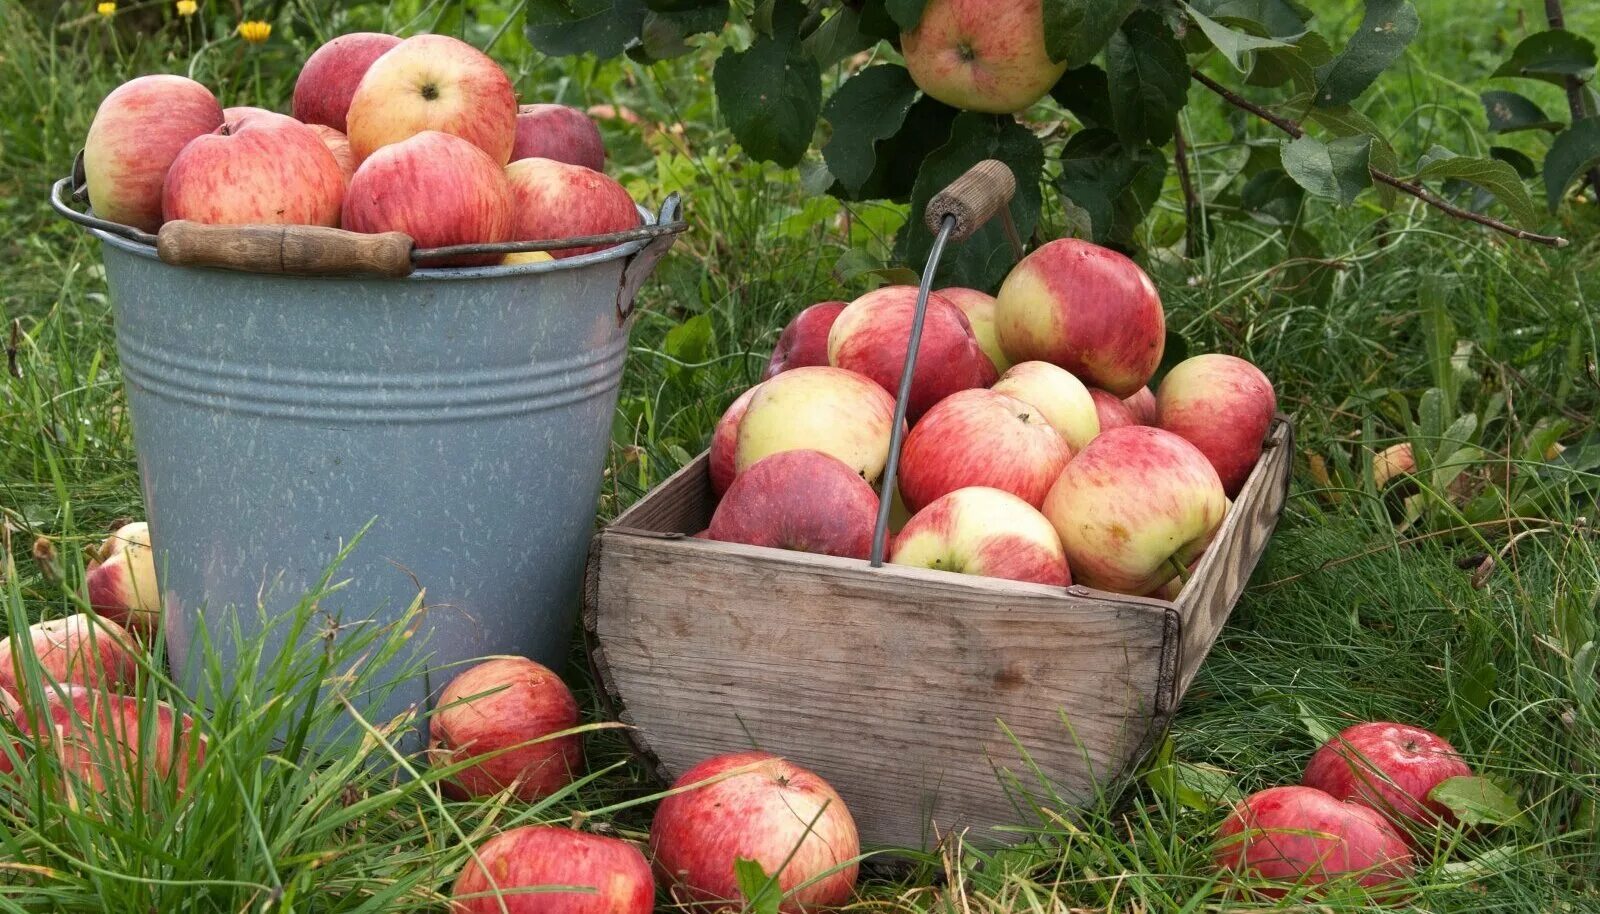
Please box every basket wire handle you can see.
[869,159,1018,567]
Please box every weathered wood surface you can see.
[585,415,1294,850]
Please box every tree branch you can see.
[1173,123,1203,255]
[1545,0,1600,206]
[1191,69,1570,249]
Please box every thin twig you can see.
[1173,123,1203,256]
[1545,0,1600,205]
[1191,69,1571,248]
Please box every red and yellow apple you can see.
[766,302,848,379]
[1042,426,1226,595]
[503,158,639,258]
[0,614,140,702]
[828,286,992,422]
[428,656,581,802]
[1156,354,1276,497]
[163,114,345,227]
[345,34,517,164]
[86,522,162,634]
[733,366,898,483]
[292,32,403,133]
[707,450,879,559]
[511,103,607,172]
[452,826,654,914]
[343,131,513,267]
[1213,785,1414,898]
[991,360,1099,451]
[651,751,859,914]
[1302,722,1473,835]
[900,0,1067,115]
[23,684,208,795]
[709,385,760,497]
[897,388,1071,513]
[938,287,1009,374]
[995,238,1166,397]
[891,487,1069,586]
[84,75,223,232]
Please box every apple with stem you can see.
[897,388,1071,513]
[900,0,1068,114]
[991,360,1099,452]
[1302,722,1473,835]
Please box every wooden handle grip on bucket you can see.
[925,160,1017,244]
[157,221,415,277]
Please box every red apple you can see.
[163,114,345,227]
[0,614,140,703]
[938,287,1009,374]
[452,825,653,914]
[1302,722,1473,834]
[707,450,879,559]
[343,131,513,267]
[734,366,899,484]
[292,32,403,133]
[891,487,1069,585]
[83,75,223,232]
[765,302,848,379]
[651,751,859,914]
[897,388,1071,513]
[221,105,279,127]
[511,103,606,172]
[503,158,640,259]
[428,656,581,802]
[1372,443,1416,489]
[1089,388,1138,434]
[306,123,355,184]
[900,0,1067,115]
[1156,354,1277,497]
[995,238,1166,397]
[1042,427,1226,595]
[709,385,760,497]
[828,286,992,422]
[1213,786,1414,898]
[346,34,517,164]
[991,360,1099,451]
[1124,386,1157,425]
[86,522,162,634]
[22,685,207,795]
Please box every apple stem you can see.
[1167,556,1191,586]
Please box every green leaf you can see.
[822,66,922,195]
[1313,0,1419,108]
[1192,0,1311,38]
[885,0,926,31]
[712,0,822,167]
[662,313,714,376]
[1050,65,1114,130]
[1491,145,1537,179]
[900,113,1044,290]
[1182,2,1291,71]
[1240,168,1305,225]
[1414,146,1539,228]
[1056,128,1168,247]
[805,7,877,68]
[1480,90,1562,134]
[1105,12,1191,147]
[635,6,726,60]
[526,0,649,56]
[733,858,784,914]
[1296,700,1337,745]
[1043,0,1139,69]
[1544,117,1600,212]
[1304,104,1398,205]
[834,95,959,202]
[1248,32,1333,91]
[1429,776,1525,828]
[1281,134,1372,205]
[1492,29,1598,88]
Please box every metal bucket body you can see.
[94,219,670,728]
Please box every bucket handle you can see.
[614,194,683,326]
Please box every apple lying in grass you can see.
[306,124,355,183]
[995,238,1166,397]
[511,104,607,172]
[828,286,992,422]
[766,302,848,379]
[709,385,759,497]
[346,34,517,164]
[23,685,207,795]
[86,522,162,633]
[84,75,223,232]
[1372,443,1416,489]
[891,487,1069,586]
[292,32,403,133]
[452,825,654,914]
[1302,722,1473,835]
[991,360,1099,452]
[343,131,513,267]
[1213,785,1414,899]
[504,158,639,258]
[428,656,581,802]
[734,366,898,484]
[707,450,879,560]
[1124,386,1158,425]
[900,0,1067,115]
[0,614,140,703]
[939,287,1009,374]
[1042,427,1226,595]
[1089,388,1138,434]
[898,388,1071,513]
[651,751,859,914]
[1157,354,1277,497]
[163,113,345,227]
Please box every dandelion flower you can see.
[176,0,197,16]
[96,1,116,17]
[237,20,271,44]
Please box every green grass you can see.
[2,0,1599,911]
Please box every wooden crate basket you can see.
[584,415,1294,850]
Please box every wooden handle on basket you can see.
[156,222,415,277]
[925,159,1017,244]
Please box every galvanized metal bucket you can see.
[53,175,682,733]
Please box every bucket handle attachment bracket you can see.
[615,193,683,326]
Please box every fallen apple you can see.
[1302,721,1473,835]
[897,388,1071,513]
[707,450,879,559]
[86,522,162,634]
[428,656,581,802]
[84,75,223,232]
[452,825,654,914]
[0,614,140,703]
[891,487,1069,586]
[23,684,207,796]
[1213,785,1414,899]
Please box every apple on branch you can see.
[900,0,1068,115]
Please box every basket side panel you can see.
[611,454,714,534]
[589,534,1172,850]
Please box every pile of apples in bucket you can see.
[703,238,1274,598]
[82,32,637,263]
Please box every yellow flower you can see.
[176,0,197,16]
[237,19,271,44]
[96,1,115,16]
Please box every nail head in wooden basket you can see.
[584,416,1294,850]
